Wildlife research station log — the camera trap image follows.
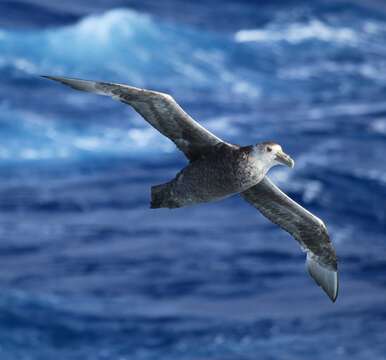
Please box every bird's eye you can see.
[267,146,272,152]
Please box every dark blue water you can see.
[1,1,386,359]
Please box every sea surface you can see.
[0,0,386,359]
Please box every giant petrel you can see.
[43,76,338,302]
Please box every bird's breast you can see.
[169,150,265,205]
[232,155,265,190]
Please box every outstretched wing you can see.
[241,177,338,302]
[42,76,223,160]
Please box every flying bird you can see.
[42,75,338,302]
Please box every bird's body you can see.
[43,75,339,302]
[152,144,265,208]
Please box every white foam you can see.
[235,20,357,44]
[279,61,386,81]
[0,103,176,161]
[205,116,240,137]
[68,8,153,45]
[370,119,386,135]
[302,180,323,203]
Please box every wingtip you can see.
[306,253,339,303]
[329,272,339,303]
[39,75,103,95]
[40,75,63,82]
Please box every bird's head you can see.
[254,141,295,169]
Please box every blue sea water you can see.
[0,0,386,359]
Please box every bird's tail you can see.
[150,182,180,209]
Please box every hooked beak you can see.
[275,150,295,168]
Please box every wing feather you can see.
[42,76,223,160]
[241,177,338,302]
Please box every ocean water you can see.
[0,0,386,359]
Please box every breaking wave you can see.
[1,6,385,163]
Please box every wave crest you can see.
[235,19,358,44]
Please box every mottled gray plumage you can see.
[151,144,264,208]
[242,178,338,301]
[43,75,338,302]
[42,76,221,161]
